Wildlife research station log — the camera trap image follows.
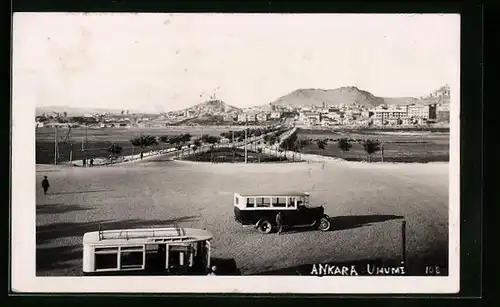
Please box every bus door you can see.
[167,244,192,273]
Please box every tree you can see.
[130,135,158,153]
[107,143,123,155]
[107,143,123,163]
[362,139,381,162]
[121,110,125,115]
[316,139,328,150]
[63,111,68,118]
[191,145,198,160]
[180,133,192,144]
[338,138,352,157]
[204,135,219,161]
[159,135,170,150]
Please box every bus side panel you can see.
[82,244,94,273]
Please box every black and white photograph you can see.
[12,13,460,293]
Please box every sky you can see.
[13,13,460,113]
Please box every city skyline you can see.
[14,13,459,113]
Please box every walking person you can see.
[82,158,86,168]
[207,265,217,276]
[140,152,143,160]
[276,211,284,235]
[41,176,50,195]
[89,158,94,167]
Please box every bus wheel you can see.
[257,220,273,234]
[318,217,331,232]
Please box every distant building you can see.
[406,104,431,119]
[246,114,257,122]
[237,114,247,122]
[321,117,337,126]
[269,111,282,119]
[361,111,370,118]
[256,113,269,122]
[300,112,321,125]
[184,110,196,117]
[372,106,408,120]
[224,114,236,122]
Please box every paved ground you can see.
[36,158,449,276]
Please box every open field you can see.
[184,147,292,163]
[36,159,449,276]
[297,128,449,163]
[36,126,265,164]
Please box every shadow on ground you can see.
[211,258,242,275]
[282,214,404,234]
[36,203,93,215]
[328,214,404,231]
[36,245,83,273]
[36,216,200,245]
[48,189,111,195]
[253,247,448,276]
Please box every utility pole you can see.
[54,126,58,165]
[244,120,248,163]
[381,142,384,163]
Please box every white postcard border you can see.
[11,13,461,294]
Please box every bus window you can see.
[287,197,296,207]
[246,198,255,208]
[258,197,271,207]
[255,197,263,207]
[120,248,144,269]
[273,197,286,207]
[95,247,119,270]
[235,197,239,205]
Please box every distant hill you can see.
[270,87,387,108]
[182,100,241,114]
[35,106,151,117]
[416,84,451,105]
[269,85,450,108]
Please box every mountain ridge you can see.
[269,85,450,108]
[36,85,450,117]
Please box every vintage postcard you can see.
[11,13,460,294]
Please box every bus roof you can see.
[235,192,310,197]
[83,227,213,245]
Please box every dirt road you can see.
[35,159,449,276]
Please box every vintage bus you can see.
[233,192,331,234]
[83,225,213,275]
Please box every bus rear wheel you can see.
[257,220,273,234]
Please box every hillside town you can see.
[35,86,450,129]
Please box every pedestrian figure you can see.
[82,158,86,168]
[276,211,284,235]
[90,158,94,167]
[208,265,217,276]
[41,176,50,195]
[140,152,143,160]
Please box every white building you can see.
[256,113,269,122]
[406,104,430,119]
[269,111,282,119]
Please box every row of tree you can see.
[314,138,382,161]
[105,125,290,161]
